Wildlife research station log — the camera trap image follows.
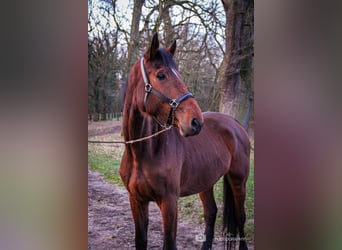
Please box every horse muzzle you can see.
[179,116,203,137]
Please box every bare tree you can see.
[88,31,121,120]
[88,0,251,118]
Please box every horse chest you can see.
[127,166,169,201]
[122,141,183,201]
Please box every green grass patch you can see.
[178,194,205,224]
[88,150,124,186]
[245,158,254,242]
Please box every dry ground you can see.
[88,169,227,249]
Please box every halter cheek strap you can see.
[140,57,194,127]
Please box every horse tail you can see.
[223,174,237,250]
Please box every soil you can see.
[88,169,221,250]
[88,120,122,137]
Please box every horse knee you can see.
[207,206,217,220]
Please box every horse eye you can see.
[156,72,166,80]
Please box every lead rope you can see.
[88,126,173,145]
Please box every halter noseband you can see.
[140,57,194,127]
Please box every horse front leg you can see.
[158,195,178,250]
[129,195,149,250]
[199,187,217,250]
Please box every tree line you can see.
[88,0,253,131]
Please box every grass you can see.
[88,125,254,245]
[88,150,123,186]
[88,120,125,186]
[245,157,254,241]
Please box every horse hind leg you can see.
[223,175,237,250]
[225,173,249,250]
[199,187,217,250]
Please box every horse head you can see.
[138,33,204,136]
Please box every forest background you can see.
[88,0,254,131]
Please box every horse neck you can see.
[122,102,169,160]
[122,73,166,153]
[123,103,159,140]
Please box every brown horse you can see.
[120,33,250,250]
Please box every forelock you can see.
[157,48,177,70]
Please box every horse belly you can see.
[180,147,230,196]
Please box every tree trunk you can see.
[161,0,174,46]
[153,0,174,46]
[127,0,145,71]
[219,0,254,131]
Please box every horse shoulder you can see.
[119,149,133,189]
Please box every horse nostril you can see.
[191,118,202,134]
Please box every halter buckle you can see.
[145,84,152,93]
[169,99,179,109]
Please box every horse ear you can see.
[147,33,159,60]
[168,40,177,56]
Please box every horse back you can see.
[203,112,250,156]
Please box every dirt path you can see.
[88,169,227,250]
[88,120,122,137]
